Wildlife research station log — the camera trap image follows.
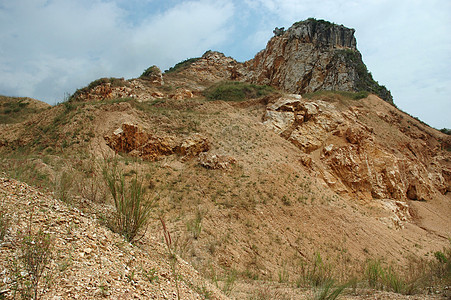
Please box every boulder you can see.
[177,134,209,157]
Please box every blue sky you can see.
[0,0,450,129]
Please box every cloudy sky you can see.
[0,0,450,129]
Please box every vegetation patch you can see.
[303,90,369,101]
[0,96,49,124]
[140,65,161,78]
[203,81,275,102]
[164,57,200,74]
[293,18,337,29]
[69,77,129,101]
[334,49,393,104]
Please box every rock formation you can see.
[104,123,210,161]
[244,18,393,103]
[263,94,450,205]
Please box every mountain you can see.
[0,19,449,299]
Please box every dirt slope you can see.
[0,176,228,299]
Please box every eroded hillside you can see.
[0,18,450,299]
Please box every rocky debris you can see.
[177,133,210,157]
[105,123,210,161]
[74,81,136,102]
[243,19,392,103]
[140,65,164,85]
[170,88,194,100]
[263,94,449,206]
[0,177,228,299]
[175,51,241,84]
[198,152,236,169]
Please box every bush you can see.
[12,226,52,300]
[102,157,155,243]
[203,81,275,102]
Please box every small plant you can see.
[11,218,52,300]
[186,208,203,239]
[299,253,333,287]
[0,210,9,242]
[142,267,159,284]
[222,270,237,296]
[102,157,155,243]
[314,280,349,300]
[365,259,384,289]
[54,170,73,203]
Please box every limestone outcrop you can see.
[243,19,393,103]
[263,94,449,204]
[104,123,176,161]
[104,123,210,161]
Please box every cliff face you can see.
[243,19,393,103]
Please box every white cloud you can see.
[0,0,449,128]
[239,0,451,128]
[0,0,234,103]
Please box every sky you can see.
[0,0,450,129]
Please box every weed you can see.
[222,270,237,296]
[186,208,203,239]
[0,210,9,242]
[314,280,349,300]
[299,253,333,287]
[54,170,73,203]
[11,216,52,299]
[142,267,159,284]
[365,259,384,289]
[102,157,155,243]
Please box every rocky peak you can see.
[287,18,357,49]
[243,18,393,103]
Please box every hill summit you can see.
[242,18,393,103]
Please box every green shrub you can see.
[203,81,275,102]
[102,158,155,243]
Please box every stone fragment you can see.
[198,152,236,169]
